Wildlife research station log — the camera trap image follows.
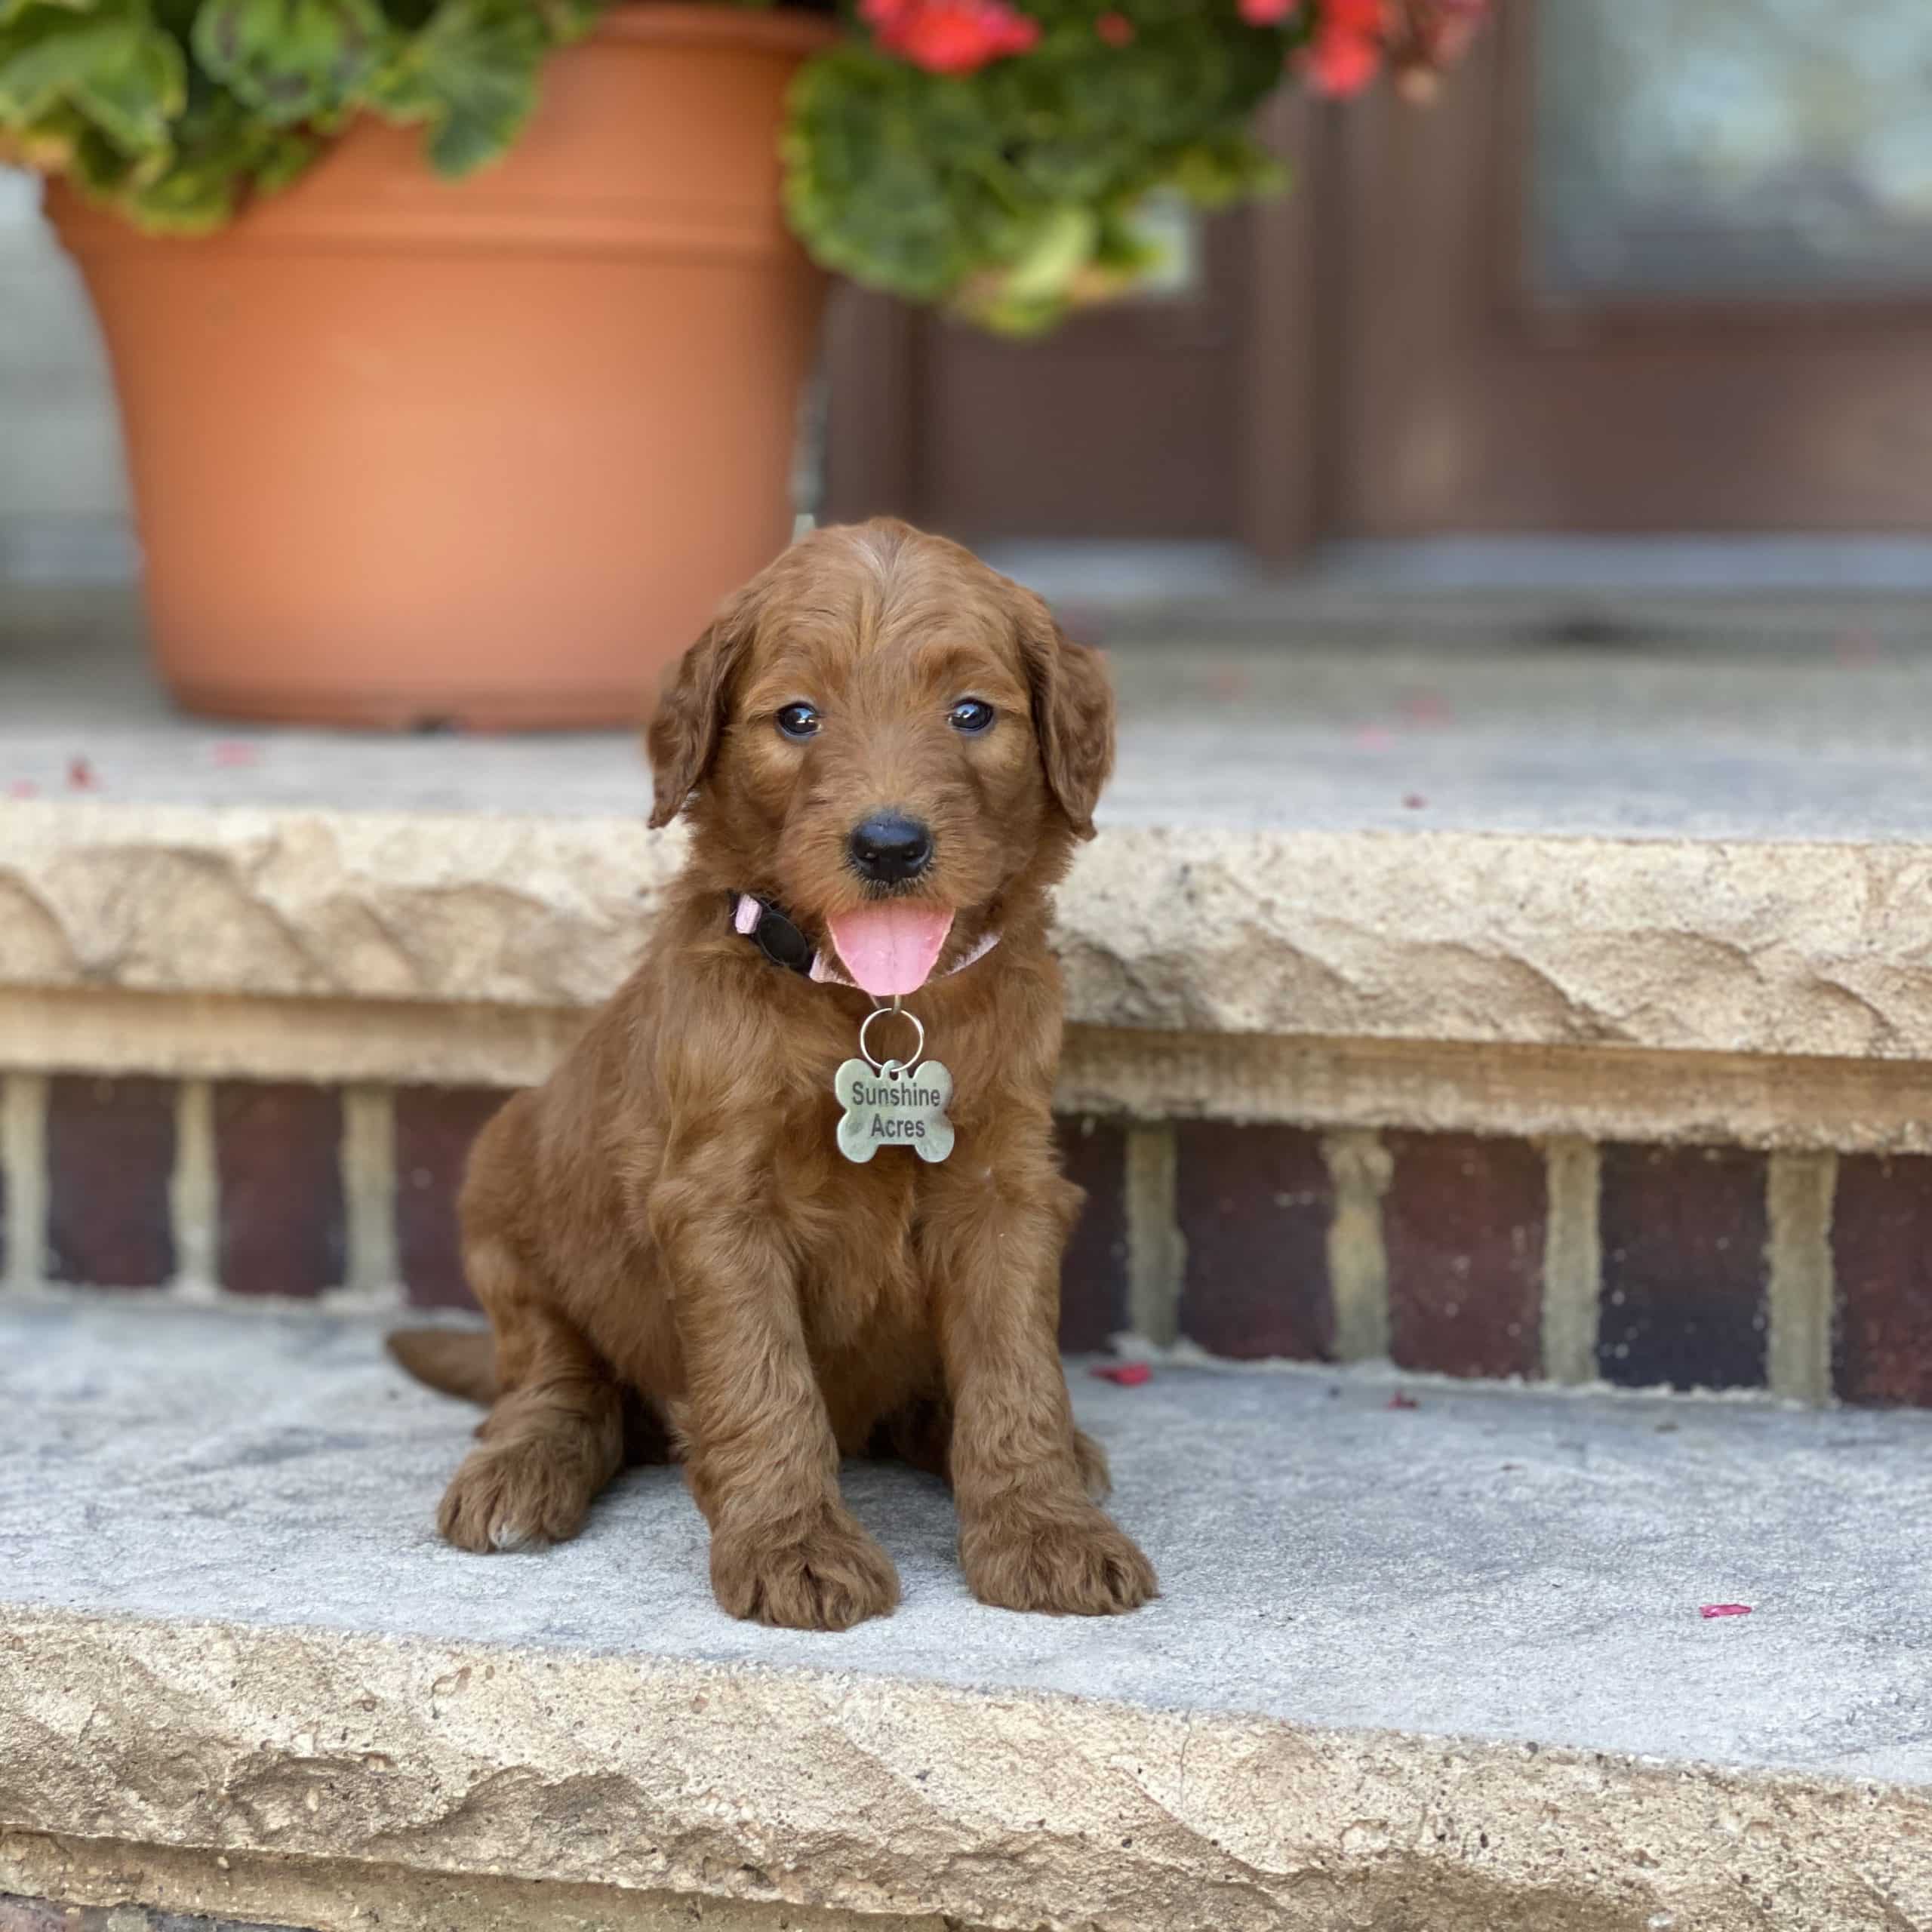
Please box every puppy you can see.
[389,518,1156,1630]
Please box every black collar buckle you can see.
[740,895,815,977]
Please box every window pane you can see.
[1532,0,1932,297]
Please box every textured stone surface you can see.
[8,798,1932,1072]
[1598,1145,1769,1392]
[20,995,1932,1155]
[0,1838,946,1932]
[4,1300,1932,1931]
[1385,1133,1544,1381]
[45,1074,173,1287]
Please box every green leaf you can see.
[530,0,605,45]
[371,0,546,176]
[0,0,185,157]
[0,0,96,27]
[73,82,319,229]
[2,94,87,165]
[998,202,1095,307]
[783,23,1291,328]
[192,0,390,128]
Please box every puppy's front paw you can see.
[962,1500,1157,1616]
[437,1438,597,1553]
[712,1507,901,1631]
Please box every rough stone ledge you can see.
[14,989,1932,1149]
[5,1300,1932,1931]
[8,1615,1924,1932]
[0,1830,949,1932]
[5,1612,1930,1932]
[4,798,1932,1066]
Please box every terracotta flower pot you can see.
[48,5,832,730]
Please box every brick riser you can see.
[4,1075,1927,1409]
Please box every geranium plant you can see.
[0,0,1487,328]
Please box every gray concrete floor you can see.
[10,584,1932,841]
[5,1297,1931,1782]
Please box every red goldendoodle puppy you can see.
[390,518,1157,1629]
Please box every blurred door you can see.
[825,0,1932,546]
[1343,0,1932,534]
[819,98,1327,555]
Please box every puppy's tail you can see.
[386,1328,498,1405]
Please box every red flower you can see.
[1302,22,1383,93]
[1096,9,1134,44]
[863,0,1040,74]
[1238,0,1298,23]
[1285,0,1385,93]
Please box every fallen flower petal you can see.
[1091,1361,1152,1387]
[1699,1603,1754,1620]
[211,741,262,768]
[1397,688,1453,727]
[66,756,98,791]
[1401,792,1428,809]
[7,780,37,800]
[1387,1390,1420,1410]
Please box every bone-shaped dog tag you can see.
[835,1057,955,1164]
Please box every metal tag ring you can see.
[859,1003,924,1073]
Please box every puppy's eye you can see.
[774,703,820,740]
[948,699,995,735]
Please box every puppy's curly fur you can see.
[390,518,1155,1629]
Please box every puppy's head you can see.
[648,519,1113,997]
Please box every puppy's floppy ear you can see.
[646,589,753,829]
[1015,586,1115,839]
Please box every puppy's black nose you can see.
[848,811,934,884]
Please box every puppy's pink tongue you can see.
[828,904,955,998]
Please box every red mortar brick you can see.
[214,1082,345,1298]
[1832,1153,1932,1407]
[1598,1144,1767,1391]
[395,1086,506,1311]
[1176,1122,1334,1360]
[1057,1116,1129,1352]
[46,1075,175,1288]
[1384,1132,1544,1380]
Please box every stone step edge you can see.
[7,984,1932,1154]
[2,1831,921,1932]
[4,796,1930,1066]
[2,1607,1921,1932]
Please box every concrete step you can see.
[3,1298,1929,1932]
[5,601,1932,1406]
